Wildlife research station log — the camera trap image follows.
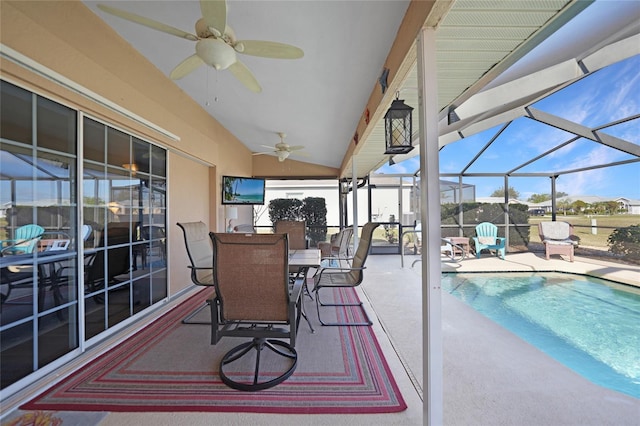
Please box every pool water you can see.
[442,272,640,399]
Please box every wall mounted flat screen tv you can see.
[222,176,266,205]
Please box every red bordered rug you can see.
[22,287,406,414]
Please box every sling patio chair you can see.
[209,232,303,391]
[538,221,578,262]
[312,222,380,326]
[472,222,506,259]
[318,227,354,266]
[275,220,307,249]
[177,221,215,324]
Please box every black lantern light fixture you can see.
[384,92,414,155]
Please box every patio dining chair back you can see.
[177,221,215,324]
[275,220,307,249]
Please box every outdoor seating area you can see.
[1,1,638,424]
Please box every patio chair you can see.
[318,227,354,264]
[472,222,506,259]
[0,224,45,255]
[177,221,215,324]
[312,222,380,326]
[275,220,307,249]
[538,221,578,262]
[209,232,303,391]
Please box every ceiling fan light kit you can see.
[196,38,236,70]
[97,0,303,92]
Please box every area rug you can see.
[21,287,406,414]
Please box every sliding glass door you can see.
[0,80,167,392]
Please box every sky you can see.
[377,1,640,202]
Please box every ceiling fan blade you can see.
[170,54,205,79]
[97,4,198,41]
[200,0,226,36]
[252,152,272,156]
[228,60,262,93]
[237,40,304,59]
[260,144,275,149]
[288,145,305,151]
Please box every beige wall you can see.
[168,153,213,294]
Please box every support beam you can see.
[526,107,640,156]
[418,27,442,426]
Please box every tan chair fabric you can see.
[275,221,307,250]
[177,221,214,285]
[312,222,380,326]
[319,227,354,259]
[211,233,290,322]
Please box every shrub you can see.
[268,197,327,247]
[607,224,640,262]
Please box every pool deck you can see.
[363,252,640,425]
[440,251,640,288]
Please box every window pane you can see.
[38,308,78,368]
[37,97,76,153]
[0,81,32,144]
[0,321,34,388]
[106,127,130,169]
[83,118,105,163]
[151,145,166,177]
[132,138,150,174]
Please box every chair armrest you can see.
[315,265,366,281]
[1,238,38,254]
[187,265,213,271]
[289,277,304,303]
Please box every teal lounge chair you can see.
[0,224,45,255]
[472,222,505,259]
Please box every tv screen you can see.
[222,176,266,205]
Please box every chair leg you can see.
[315,287,372,326]
[182,300,211,324]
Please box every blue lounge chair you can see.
[472,222,505,259]
[0,224,45,255]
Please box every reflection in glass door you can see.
[0,80,168,393]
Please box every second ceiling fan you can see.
[97,0,304,92]
[253,132,307,162]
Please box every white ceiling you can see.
[83,0,410,170]
[82,0,639,180]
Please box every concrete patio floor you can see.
[3,252,639,425]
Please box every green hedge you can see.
[441,202,530,246]
[268,197,327,247]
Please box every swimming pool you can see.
[442,272,640,399]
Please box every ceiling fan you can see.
[96,0,304,93]
[253,132,307,162]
